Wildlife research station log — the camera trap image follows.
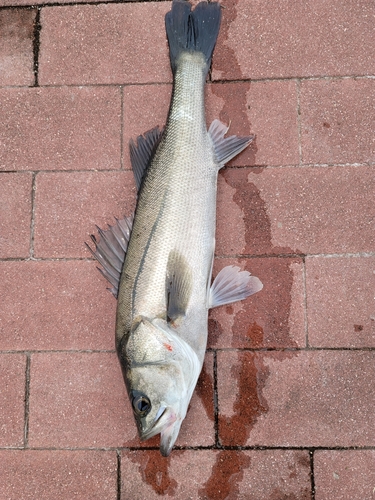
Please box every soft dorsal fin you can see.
[85,215,133,298]
[208,119,254,168]
[130,126,163,191]
[166,250,193,325]
[208,265,263,308]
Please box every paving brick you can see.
[0,86,121,171]
[0,450,117,500]
[208,257,305,349]
[217,350,375,447]
[0,9,35,86]
[0,261,116,351]
[0,173,32,258]
[306,256,375,348]
[34,171,136,258]
[123,81,299,168]
[28,352,128,448]
[39,3,171,86]
[215,166,375,256]
[0,354,26,447]
[314,450,375,500]
[212,0,375,80]
[123,84,172,169]
[301,78,375,164]
[121,449,311,499]
[207,81,299,167]
[28,351,214,449]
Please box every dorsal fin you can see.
[85,215,133,298]
[166,250,193,325]
[208,119,254,168]
[129,126,163,191]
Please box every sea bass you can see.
[87,0,263,456]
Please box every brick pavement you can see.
[0,0,374,498]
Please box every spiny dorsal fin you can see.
[208,119,254,168]
[166,250,193,324]
[208,265,263,308]
[130,126,163,191]
[85,215,133,298]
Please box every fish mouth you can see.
[139,405,175,441]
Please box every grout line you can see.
[23,354,31,448]
[296,78,303,164]
[310,450,316,500]
[120,86,124,171]
[212,350,220,447]
[302,256,310,348]
[116,449,122,500]
[1,444,374,452]
[32,7,41,87]
[1,251,374,264]
[29,173,37,259]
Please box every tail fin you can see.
[165,0,222,75]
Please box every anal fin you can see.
[85,215,133,298]
[208,119,254,168]
[166,250,193,325]
[209,265,263,308]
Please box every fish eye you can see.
[131,391,151,417]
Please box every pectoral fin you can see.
[166,250,193,324]
[208,119,254,168]
[208,265,263,308]
[85,215,133,298]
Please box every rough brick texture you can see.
[0,9,35,85]
[0,450,117,500]
[0,87,121,171]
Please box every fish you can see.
[86,0,263,456]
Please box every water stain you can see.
[198,450,251,499]
[269,489,310,500]
[195,359,215,422]
[0,9,35,40]
[208,316,224,345]
[129,450,179,496]
[219,351,270,446]
[212,0,243,81]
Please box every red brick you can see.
[123,81,299,168]
[28,352,128,448]
[215,166,375,256]
[217,351,375,447]
[207,81,299,167]
[121,449,311,499]
[208,257,305,349]
[0,87,121,172]
[123,84,172,169]
[0,354,25,447]
[0,173,32,258]
[306,256,375,348]
[212,0,375,80]
[0,261,116,351]
[39,3,171,86]
[314,450,375,500]
[34,171,136,258]
[0,450,117,500]
[0,9,35,86]
[301,79,375,164]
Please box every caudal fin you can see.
[165,0,222,75]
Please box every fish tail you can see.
[165,0,222,75]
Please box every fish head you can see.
[119,317,201,456]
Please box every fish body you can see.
[87,0,263,456]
